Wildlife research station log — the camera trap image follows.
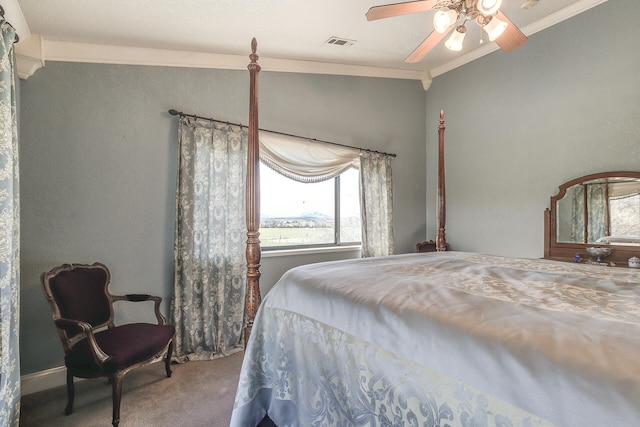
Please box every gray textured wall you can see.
[425,0,640,258]
[19,64,426,374]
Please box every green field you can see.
[260,227,334,247]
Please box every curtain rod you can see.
[168,109,397,158]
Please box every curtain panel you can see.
[570,185,585,243]
[360,151,394,257]
[569,183,608,243]
[587,183,607,243]
[171,118,247,361]
[0,19,19,427]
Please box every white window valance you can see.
[259,130,360,183]
[608,181,640,199]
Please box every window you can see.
[260,163,361,248]
[610,193,640,237]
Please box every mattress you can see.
[231,252,640,426]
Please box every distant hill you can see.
[262,212,332,221]
[299,211,331,220]
[261,212,334,229]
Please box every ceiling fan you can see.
[366,0,528,63]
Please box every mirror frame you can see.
[544,171,640,266]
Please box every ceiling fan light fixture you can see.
[433,9,458,33]
[445,26,466,51]
[483,15,508,41]
[477,0,503,16]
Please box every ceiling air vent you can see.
[326,37,355,47]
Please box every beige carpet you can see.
[20,351,245,427]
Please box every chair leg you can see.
[64,370,75,415]
[165,341,173,378]
[110,373,124,427]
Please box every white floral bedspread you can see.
[231,252,640,426]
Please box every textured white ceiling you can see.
[15,0,605,78]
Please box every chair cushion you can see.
[66,323,175,374]
[49,267,112,327]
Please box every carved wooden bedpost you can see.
[436,110,448,252]
[245,38,262,346]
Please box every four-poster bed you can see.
[234,40,640,427]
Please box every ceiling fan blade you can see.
[405,29,448,63]
[366,0,438,21]
[495,10,528,52]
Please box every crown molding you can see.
[2,0,46,79]
[10,0,610,84]
[2,0,30,39]
[42,39,425,82]
[15,34,44,79]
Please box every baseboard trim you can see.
[21,366,86,396]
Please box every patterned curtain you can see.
[570,185,585,243]
[587,183,607,243]
[170,117,247,361]
[0,19,19,427]
[360,151,394,257]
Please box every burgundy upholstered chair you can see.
[41,262,175,427]
[416,240,450,252]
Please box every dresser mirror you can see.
[544,171,640,265]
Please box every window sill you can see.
[262,245,361,258]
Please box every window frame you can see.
[259,164,362,251]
